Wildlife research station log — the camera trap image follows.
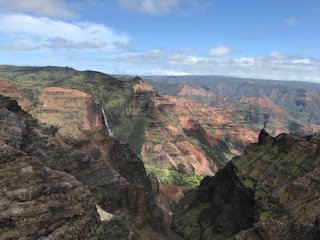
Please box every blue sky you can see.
[0,0,319,81]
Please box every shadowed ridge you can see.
[258,128,272,145]
[0,95,181,240]
[173,130,320,240]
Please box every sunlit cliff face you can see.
[133,81,258,176]
[0,78,34,114]
[38,87,102,138]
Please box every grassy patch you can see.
[145,164,203,187]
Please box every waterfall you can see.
[101,107,113,137]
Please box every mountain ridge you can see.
[1,65,320,182]
[173,129,320,240]
[0,94,180,239]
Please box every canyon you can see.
[0,65,320,239]
[0,94,179,240]
[1,65,320,181]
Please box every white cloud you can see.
[283,18,298,26]
[8,42,39,51]
[44,37,106,50]
[115,48,208,66]
[118,0,180,15]
[268,51,287,59]
[208,46,231,57]
[0,14,129,51]
[113,49,320,82]
[0,0,75,18]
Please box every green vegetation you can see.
[173,203,212,240]
[188,136,229,168]
[113,113,149,156]
[0,65,150,157]
[0,65,135,106]
[145,164,203,187]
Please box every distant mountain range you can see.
[143,75,320,125]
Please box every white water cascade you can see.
[101,107,113,137]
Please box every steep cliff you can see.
[38,87,102,138]
[0,95,178,239]
[173,130,320,240]
[174,84,311,137]
[1,65,318,183]
[0,68,264,179]
[118,80,258,176]
[0,77,34,114]
[145,75,320,126]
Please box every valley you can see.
[1,0,319,239]
[0,65,319,239]
[1,65,320,183]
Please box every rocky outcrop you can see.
[0,96,102,239]
[229,219,319,240]
[172,130,320,240]
[38,87,102,138]
[176,84,231,108]
[175,84,311,138]
[235,96,308,136]
[0,146,100,240]
[142,88,257,175]
[0,95,179,239]
[144,75,320,126]
[0,77,34,114]
[1,67,311,179]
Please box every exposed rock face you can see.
[0,95,179,240]
[0,148,99,240]
[268,87,320,125]
[38,87,102,138]
[2,66,317,180]
[173,130,320,240]
[134,81,257,175]
[133,79,156,94]
[236,96,307,136]
[229,219,319,240]
[0,96,102,239]
[176,84,231,108]
[0,77,34,114]
[2,66,319,183]
[145,75,320,126]
[159,184,189,208]
[175,84,311,137]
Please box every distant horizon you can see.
[1,63,320,84]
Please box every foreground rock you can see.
[173,129,320,240]
[0,95,179,240]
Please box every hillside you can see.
[144,75,320,125]
[0,65,258,179]
[1,65,319,184]
[173,84,311,137]
[1,66,320,239]
[0,94,179,240]
[173,130,320,240]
